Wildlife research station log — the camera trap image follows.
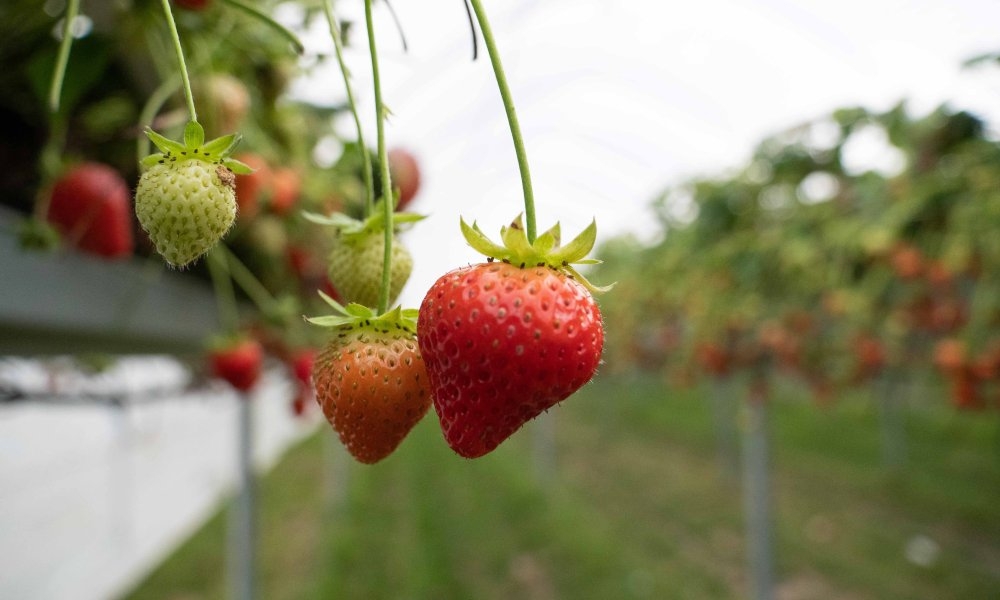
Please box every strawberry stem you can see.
[207,247,239,333]
[216,243,277,311]
[136,75,182,167]
[467,0,537,243]
[322,0,375,213]
[158,0,198,124]
[222,0,305,55]
[47,0,80,113]
[364,0,395,315]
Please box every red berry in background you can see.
[388,148,421,210]
[173,0,212,11]
[210,338,264,392]
[268,167,301,216]
[234,153,271,222]
[291,387,309,417]
[290,348,316,387]
[46,162,134,259]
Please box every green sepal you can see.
[183,121,205,148]
[141,125,244,167]
[140,153,165,168]
[145,128,186,156]
[304,206,426,242]
[306,291,419,333]
[461,219,508,257]
[224,158,254,175]
[201,133,241,159]
[549,219,597,265]
[459,214,612,294]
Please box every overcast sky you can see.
[286,0,1000,307]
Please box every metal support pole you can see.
[709,376,740,479]
[229,394,255,600]
[742,389,774,600]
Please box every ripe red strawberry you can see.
[309,298,431,464]
[304,208,423,308]
[418,216,610,458]
[209,337,265,392]
[388,148,421,210]
[135,122,252,267]
[46,162,134,259]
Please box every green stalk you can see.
[159,0,198,123]
[207,247,239,333]
[136,75,182,166]
[364,0,395,314]
[216,243,277,311]
[323,0,375,213]
[222,0,305,55]
[48,0,80,113]
[467,0,536,242]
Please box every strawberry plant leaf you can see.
[461,218,508,258]
[317,288,348,313]
[140,153,165,169]
[201,133,241,159]
[224,158,254,175]
[144,128,186,156]
[550,219,597,265]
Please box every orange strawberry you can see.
[308,295,431,464]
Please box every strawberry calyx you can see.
[302,202,425,243]
[140,121,253,174]
[305,289,419,335]
[461,214,614,294]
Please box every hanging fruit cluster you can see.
[11,0,611,463]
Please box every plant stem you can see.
[216,243,277,311]
[137,75,182,166]
[364,0,395,314]
[207,247,239,333]
[323,0,375,213]
[48,0,80,113]
[222,0,304,55]
[159,0,198,123]
[467,0,536,242]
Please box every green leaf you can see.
[344,303,375,318]
[532,229,558,255]
[461,218,508,258]
[538,222,561,247]
[317,289,347,313]
[500,216,533,261]
[550,219,598,265]
[302,211,364,231]
[144,128,186,156]
[184,121,205,148]
[224,158,254,175]
[140,153,164,169]
[201,133,241,159]
[305,315,356,327]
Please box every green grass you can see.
[124,373,1000,599]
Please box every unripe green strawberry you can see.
[304,205,425,308]
[135,122,252,267]
[328,229,412,307]
[136,160,237,267]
